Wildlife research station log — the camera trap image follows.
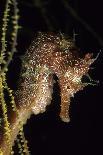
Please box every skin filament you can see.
[0,32,95,154]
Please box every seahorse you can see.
[0,32,95,154]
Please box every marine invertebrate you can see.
[0,32,95,154]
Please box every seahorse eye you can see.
[67,86,70,89]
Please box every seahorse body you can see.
[17,32,94,122]
[0,32,95,154]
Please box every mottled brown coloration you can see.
[0,32,95,154]
[14,32,94,122]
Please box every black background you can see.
[0,0,103,155]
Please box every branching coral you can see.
[0,0,29,154]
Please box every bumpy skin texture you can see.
[16,32,94,122]
[0,32,95,154]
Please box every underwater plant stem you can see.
[1,108,31,155]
